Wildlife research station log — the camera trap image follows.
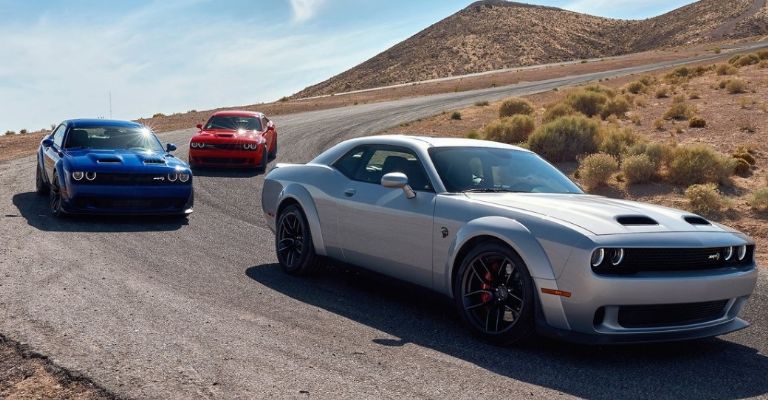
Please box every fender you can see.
[277,183,327,256]
[442,216,571,330]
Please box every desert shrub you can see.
[466,130,481,139]
[663,98,694,120]
[749,188,768,211]
[600,96,631,120]
[499,98,534,118]
[666,67,695,83]
[583,84,616,97]
[730,53,760,67]
[528,116,601,162]
[733,151,756,165]
[542,102,576,122]
[451,111,462,120]
[685,184,723,214]
[734,158,751,175]
[716,64,737,75]
[713,47,722,54]
[626,81,646,94]
[758,50,768,60]
[484,115,535,144]
[726,79,747,94]
[622,154,657,184]
[599,126,640,157]
[3,130,14,136]
[718,79,731,89]
[629,114,641,125]
[578,153,619,188]
[689,117,706,128]
[152,113,166,118]
[653,119,666,131]
[474,100,490,107]
[655,87,669,98]
[19,129,28,134]
[668,145,735,185]
[638,75,656,86]
[739,96,756,109]
[565,90,608,117]
[760,61,768,69]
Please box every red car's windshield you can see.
[204,116,262,131]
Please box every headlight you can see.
[167,173,178,182]
[178,172,190,183]
[85,172,97,181]
[737,245,747,261]
[72,171,84,181]
[724,246,734,261]
[190,142,198,148]
[590,249,605,267]
[609,248,625,266]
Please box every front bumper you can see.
[62,183,194,215]
[189,147,265,168]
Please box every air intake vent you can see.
[96,158,122,164]
[616,216,658,226]
[142,158,166,164]
[684,216,710,225]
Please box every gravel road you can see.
[1,42,767,399]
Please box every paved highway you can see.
[1,44,767,399]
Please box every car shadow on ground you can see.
[245,263,768,400]
[11,192,187,232]
[191,167,264,178]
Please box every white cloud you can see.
[288,0,325,23]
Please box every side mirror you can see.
[42,138,54,148]
[381,172,416,199]
[166,143,177,152]
[196,124,203,130]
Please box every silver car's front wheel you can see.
[454,242,534,345]
[276,204,319,275]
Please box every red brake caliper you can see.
[479,262,499,304]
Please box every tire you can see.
[35,162,49,196]
[258,144,269,172]
[453,241,535,345]
[49,171,65,218]
[268,139,277,160]
[275,204,319,275]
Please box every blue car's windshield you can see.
[429,147,583,194]
[64,126,164,152]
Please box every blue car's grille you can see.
[74,197,185,211]
[80,173,189,185]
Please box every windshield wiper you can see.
[462,188,522,193]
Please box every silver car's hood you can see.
[467,193,727,235]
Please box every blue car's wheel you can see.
[35,162,49,196]
[276,204,319,275]
[454,242,534,345]
[49,172,65,218]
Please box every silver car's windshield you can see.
[428,147,583,194]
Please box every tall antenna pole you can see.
[109,91,112,119]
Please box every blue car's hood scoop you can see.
[67,149,183,171]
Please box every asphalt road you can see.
[2,44,768,399]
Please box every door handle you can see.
[344,188,356,197]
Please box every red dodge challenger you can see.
[188,111,277,170]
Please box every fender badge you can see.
[153,176,165,181]
[441,227,449,238]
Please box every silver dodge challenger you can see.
[261,135,758,345]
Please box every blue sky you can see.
[0,0,696,133]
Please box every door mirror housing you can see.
[42,138,54,148]
[196,124,203,130]
[381,172,416,199]
[166,143,177,152]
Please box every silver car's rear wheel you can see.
[276,204,319,275]
[454,242,534,345]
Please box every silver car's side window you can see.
[333,145,434,192]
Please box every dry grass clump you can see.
[483,115,535,144]
[600,96,631,119]
[655,87,670,99]
[499,98,534,117]
[689,117,706,128]
[749,188,768,212]
[626,81,647,94]
[565,89,608,117]
[542,103,577,123]
[668,145,735,185]
[528,115,600,162]
[599,126,640,157]
[622,154,657,184]
[716,64,737,75]
[663,96,695,120]
[579,153,619,188]
[730,53,760,68]
[451,111,462,120]
[726,79,747,94]
[685,183,723,215]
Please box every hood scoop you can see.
[95,156,122,164]
[142,157,166,165]
[216,133,234,138]
[684,216,711,225]
[616,215,658,226]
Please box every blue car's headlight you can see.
[72,171,84,181]
[167,173,178,182]
[178,172,190,183]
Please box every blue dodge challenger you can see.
[36,119,194,217]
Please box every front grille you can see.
[199,143,245,151]
[81,173,185,186]
[593,247,754,274]
[617,300,729,328]
[199,157,249,164]
[75,197,184,210]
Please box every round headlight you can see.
[167,173,178,182]
[591,249,605,267]
[737,245,747,261]
[609,248,625,266]
[72,171,84,181]
[85,172,97,181]
[178,172,190,183]
[724,246,734,261]
[190,142,197,149]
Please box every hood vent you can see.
[216,134,234,138]
[684,216,710,225]
[616,215,658,226]
[96,157,122,164]
[142,158,166,164]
